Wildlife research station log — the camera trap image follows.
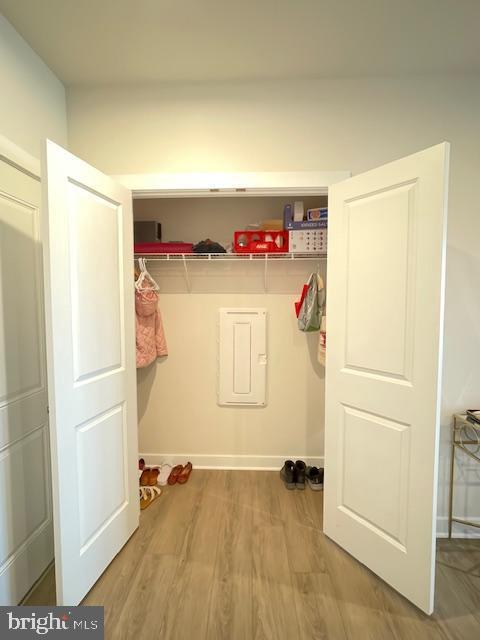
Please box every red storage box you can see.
[233,230,289,253]
[134,242,194,254]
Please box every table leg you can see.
[448,422,456,539]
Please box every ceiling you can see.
[1,0,479,86]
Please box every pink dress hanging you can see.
[135,260,168,368]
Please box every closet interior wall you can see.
[134,195,327,469]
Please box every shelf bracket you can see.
[264,255,268,293]
[182,254,191,292]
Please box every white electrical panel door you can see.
[218,308,267,406]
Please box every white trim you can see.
[131,188,329,198]
[139,453,324,471]
[111,170,350,198]
[0,134,40,179]
[436,516,480,539]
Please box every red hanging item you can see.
[295,284,309,318]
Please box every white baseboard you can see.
[436,516,480,539]
[139,453,324,471]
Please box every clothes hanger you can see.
[135,258,160,292]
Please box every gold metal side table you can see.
[448,413,480,538]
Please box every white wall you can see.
[137,292,325,469]
[67,75,480,534]
[0,14,67,157]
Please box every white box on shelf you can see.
[289,229,327,253]
[293,200,304,221]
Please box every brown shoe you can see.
[148,468,160,486]
[177,462,193,485]
[139,469,150,486]
[167,465,183,485]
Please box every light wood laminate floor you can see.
[26,470,480,639]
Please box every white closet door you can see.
[0,150,52,605]
[42,140,138,605]
[324,143,449,614]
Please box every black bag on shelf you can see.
[193,239,226,254]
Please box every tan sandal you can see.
[139,485,161,510]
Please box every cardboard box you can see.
[284,204,328,230]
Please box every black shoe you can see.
[295,460,306,490]
[306,466,324,491]
[280,460,296,490]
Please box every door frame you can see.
[117,164,450,552]
[0,134,40,180]
[112,170,350,198]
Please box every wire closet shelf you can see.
[134,252,327,293]
[134,252,327,262]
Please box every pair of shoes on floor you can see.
[156,464,173,486]
[138,463,173,486]
[139,467,160,486]
[280,460,324,491]
[167,462,193,485]
[280,460,306,490]
[305,466,324,491]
